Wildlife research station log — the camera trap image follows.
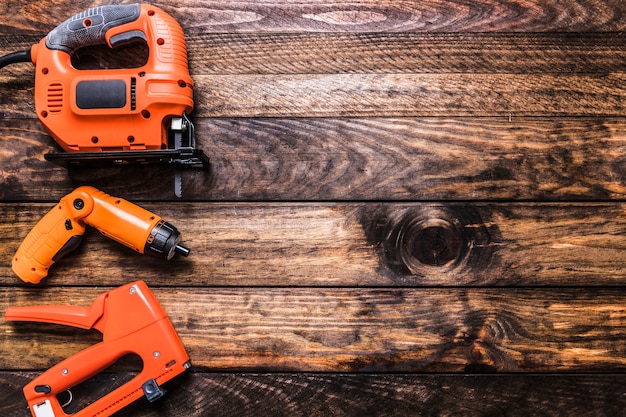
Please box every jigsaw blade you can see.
[171,114,187,198]
[174,168,183,198]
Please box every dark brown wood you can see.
[1,117,626,201]
[3,0,626,34]
[4,32,626,77]
[193,72,626,117]
[4,73,626,118]
[2,0,626,415]
[188,32,626,75]
[1,202,625,287]
[2,287,626,372]
[2,372,625,417]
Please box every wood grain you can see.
[189,32,626,75]
[4,73,626,118]
[3,34,626,122]
[5,33,626,75]
[194,72,626,117]
[0,202,624,287]
[3,0,626,34]
[2,287,626,372]
[1,117,626,201]
[2,372,625,417]
[2,0,626,415]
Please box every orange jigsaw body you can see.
[5,280,191,417]
[12,186,189,284]
[31,3,193,152]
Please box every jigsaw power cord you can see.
[0,49,31,69]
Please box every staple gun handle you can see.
[5,293,106,330]
[30,339,122,397]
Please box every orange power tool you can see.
[5,280,191,417]
[13,186,190,284]
[0,3,208,197]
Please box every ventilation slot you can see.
[131,77,136,111]
[47,83,64,113]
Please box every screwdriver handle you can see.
[12,188,95,283]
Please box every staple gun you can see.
[5,280,190,417]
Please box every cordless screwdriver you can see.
[12,186,190,284]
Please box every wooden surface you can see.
[1,0,626,415]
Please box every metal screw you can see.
[130,287,136,294]
[62,368,68,375]
[73,199,84,210]
[153,351,160,358]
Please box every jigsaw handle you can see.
[45,4,142,54]
[42,3,189,72]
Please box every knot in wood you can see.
[407,218,462,267]
[362,204,495,284]
[392,208,469,273]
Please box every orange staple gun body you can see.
[5,280,190,417]
[12,186,190,284]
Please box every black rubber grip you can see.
[46,4,141,54]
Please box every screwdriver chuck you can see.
[145,220,190,260]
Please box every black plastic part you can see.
[142,379,166,403]
[76,80,127,109]
[109,30,147,48]
[144,221,185,260]
[52,235,84,262]
[45,148,209,169]
[34,385,52,394]
[130,77,137,110]
[73,199,85,210]
[45,4,140,54]
[0,49,31,69]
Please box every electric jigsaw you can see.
[0,3,208,197]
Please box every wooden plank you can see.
[2,372,625,416]
[194,72,626,117]
[5,33,626,75]
[1,1,624,416]
[3,0,626,34]
[2,287,626,372]
[198,117,626,200]
[2,36,626,120]
[4,73,625,118]
[189,32,626,75]
[2,117,626,201]
[1,203,625,288]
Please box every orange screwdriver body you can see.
[12,186,189,283]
